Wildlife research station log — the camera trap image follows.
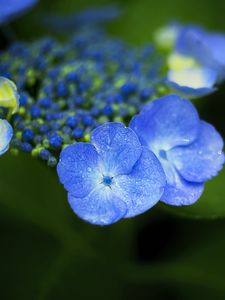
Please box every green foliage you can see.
[1,154,225,299]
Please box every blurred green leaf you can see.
[0,153,84,246]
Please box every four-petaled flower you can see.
[130,94,224,205]
[57,122,166,225]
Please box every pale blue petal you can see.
[176,27,225,80]
[161,175,204,206]
[168,121,225,182]
[114,147,166,218]
[175,26,212,64]
[130,95,200,151]
[167,67,217,98]
[167,80,216,98]
[159,159,204,205]
[68,187,127,226]
[91,122,142,175]
[57,143,102,198]
[0,119,13,155]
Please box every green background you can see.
[1,0,225,299]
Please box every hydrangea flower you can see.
[0,26,163,166]
[0,77,20,114]
[0,119,13,155]
[0,0,38,24]
[57,122,166,225]
[130,94,224,206]
[155,23,225,97]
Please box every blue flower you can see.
[156,24,225,97]
[0,0,38,24]
[176,26,225,81]
[57,122,166,225]
[130,94,224,206]
[0,119,13,155]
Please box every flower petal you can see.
[91,122,142,175]
[57,143,102,198]
[168,121,225,183]
[167,66,217,88]
[0,77,20,114]
[68,187,127,226]
[159,159,204,205]
[161,174,204,206]
[114,147,166,218]
[130,95,200,151]
[176,27,225,80]
[0,119,13,155]
[167,79,216,98]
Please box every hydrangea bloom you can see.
[130,94,224,206]
[0,26,162,166]
[0,77,20,114]
[155,23,225,97]
[0,0,38,24]
[0,119,13,155]
[57,122,166,225]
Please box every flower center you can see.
[102,175,113,186]
[159,149,167,160]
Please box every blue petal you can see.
[176,27,225,80]
[114,147,166,218]
[0,119,13,155]
[168,121,225,182]
[159,160,204,205]
[68,187,127,226]
[0,0,38,24]
[91,122,142,176]
[167,79,216,98]
[162,175,204,206]
[57,143,102,198]
[130,95,200,151]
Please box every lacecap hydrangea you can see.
[0,26,164,166]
